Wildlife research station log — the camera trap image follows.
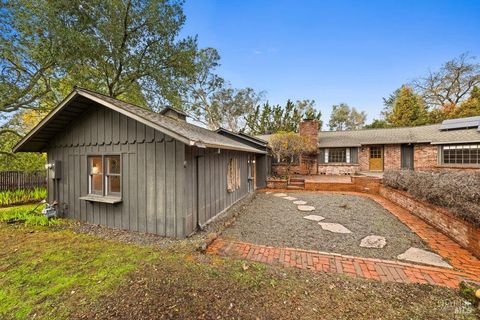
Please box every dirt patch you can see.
[222,192,430,260]
[71,254,478,320]
[68,193,256,251]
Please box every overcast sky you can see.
[180,0,480,126]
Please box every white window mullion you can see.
[346,148,350,163]
[325,149,329,163]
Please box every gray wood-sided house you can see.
[14,88,268,238]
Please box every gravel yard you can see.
[222,192,430,260]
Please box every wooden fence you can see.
[0,171,47,191]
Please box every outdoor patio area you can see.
[222,191,433,261]
[211,190,480,288]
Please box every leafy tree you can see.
[328,103,366,131]
[0,110,46,171]
[0,0,207,119]
[413,53,480,108]
[269,132,317,177]
[244,100,321,135]
[449,86,480,119]
[387,86,428,127]
[182,49,265,130]
[364,119,390,129]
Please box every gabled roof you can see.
[13,88,266,154]
[256,120,480,148]
[216,128,269,150]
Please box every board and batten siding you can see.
[184,146,252,236]
[46,104,186,238]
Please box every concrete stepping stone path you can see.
[318,222,352,234]
[283,196,297,201]
[360,235,387,249]
[293,200,307,205]
[297,205,315,212]
[273,193,287,197]
[303,215,325,222]
[397,247,452,268]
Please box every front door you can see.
[401,144,414,170]
[369,146,384,171]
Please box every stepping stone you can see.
[360,235,387,249]
[283,196,297,201]
[397,247,452,268]
[266,191,272,194]
[297,205,315,212]
[293,200,307,205]
[303,215,325,222]
[318,223,352,234]
[273,193,287,197]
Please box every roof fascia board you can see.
[13,91,79,153]
[431,140,480,145]
[203,142,267,154]
[216,128,268,148]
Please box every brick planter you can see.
[266,178,287,189]
[379,185,480,259]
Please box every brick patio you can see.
[207,191,480,288]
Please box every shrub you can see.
[0,187,47,207]
[0,204,62,226]
[383,170,480,227]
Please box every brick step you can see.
[289,178,305,183]
[287,185,304,190]
[289,181,305,186]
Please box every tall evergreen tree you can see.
[387,86,428,127]
[243,100,321,135]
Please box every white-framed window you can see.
[88,155,121,196]
[321,147,358,164]
[441,144,480,165]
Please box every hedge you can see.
[383,170,480,227]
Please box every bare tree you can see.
[413,53,480,108]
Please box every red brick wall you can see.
[359,147,369,171]
[379,185,480,259]
[414,144,438,171]
[384,144,401,170]
[317,164,359,175]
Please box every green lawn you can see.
[0,205,478,320]
[0,205,159,319]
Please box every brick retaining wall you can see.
[379,185,480,259]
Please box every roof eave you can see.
[13,90,79,153]
[431,139,480,145]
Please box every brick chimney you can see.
[299,119,319,149]
[299,119,319,175]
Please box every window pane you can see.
[108,176,121,194]
[90,156,103,174]
[328,148,346,163]
[107,156,120,174]
[91,175,103,193]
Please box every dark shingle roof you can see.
[14,88,266,154]
[256,122,480,148]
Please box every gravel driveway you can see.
[222,192,430,260]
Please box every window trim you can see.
[86,154,122,198]
[88,156,103,195]
[440,144,480,167]
[105,155,121,196]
